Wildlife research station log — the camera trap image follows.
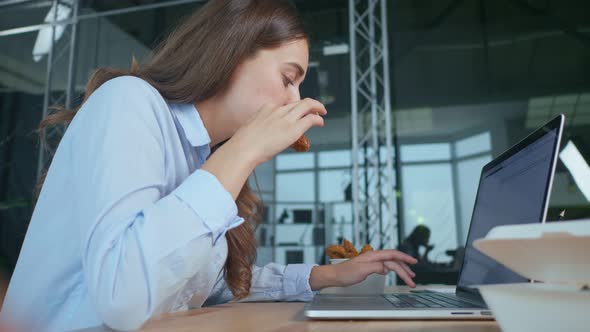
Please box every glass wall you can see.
[386,0,590,283]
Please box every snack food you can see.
[290,135,311,152]
[326,244,347,259]
[326,239,374,259]
[360,244,374,254]
[342,239,359,258]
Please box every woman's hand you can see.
[228,98,327,165]
[202,99,326,199]
[309,250,418,291]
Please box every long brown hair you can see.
[37,0,308,300]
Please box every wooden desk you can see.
[138,302,500,332]
[81,287,501,332]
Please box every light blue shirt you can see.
[2,76,315,331]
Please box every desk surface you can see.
[140,302,500,332]
[81,287,501,332]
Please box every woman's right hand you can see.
[202,98,326,199]
[309,250,418,291]
[228,98,327,165]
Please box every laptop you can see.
[305,114,565,320]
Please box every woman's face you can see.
[219,39,309,135]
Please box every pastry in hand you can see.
[290,134,310,152]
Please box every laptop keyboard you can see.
[384,293,482,308]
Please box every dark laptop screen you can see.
[457,118,561,290]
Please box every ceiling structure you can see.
[0,0,589,142]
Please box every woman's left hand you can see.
[309,250,418,291]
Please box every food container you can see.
[473,219,590,332]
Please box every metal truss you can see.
[349,0,397,252]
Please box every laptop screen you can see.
[457,116,563,290]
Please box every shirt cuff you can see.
[283,264,317,302]
[173,169,244,245]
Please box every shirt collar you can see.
[169,103,211,147]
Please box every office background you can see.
[1,0,589,293]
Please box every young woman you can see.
[2,0,417,330]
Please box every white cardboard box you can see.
[473,219,590,332]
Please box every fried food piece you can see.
[327,241,373,259]
[342,239,359,258]
[291,135,311,152]
[326,245,347,259]
[360,244,374,255]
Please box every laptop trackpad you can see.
[312,295,393,310]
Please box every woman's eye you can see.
[282,75,294,87]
